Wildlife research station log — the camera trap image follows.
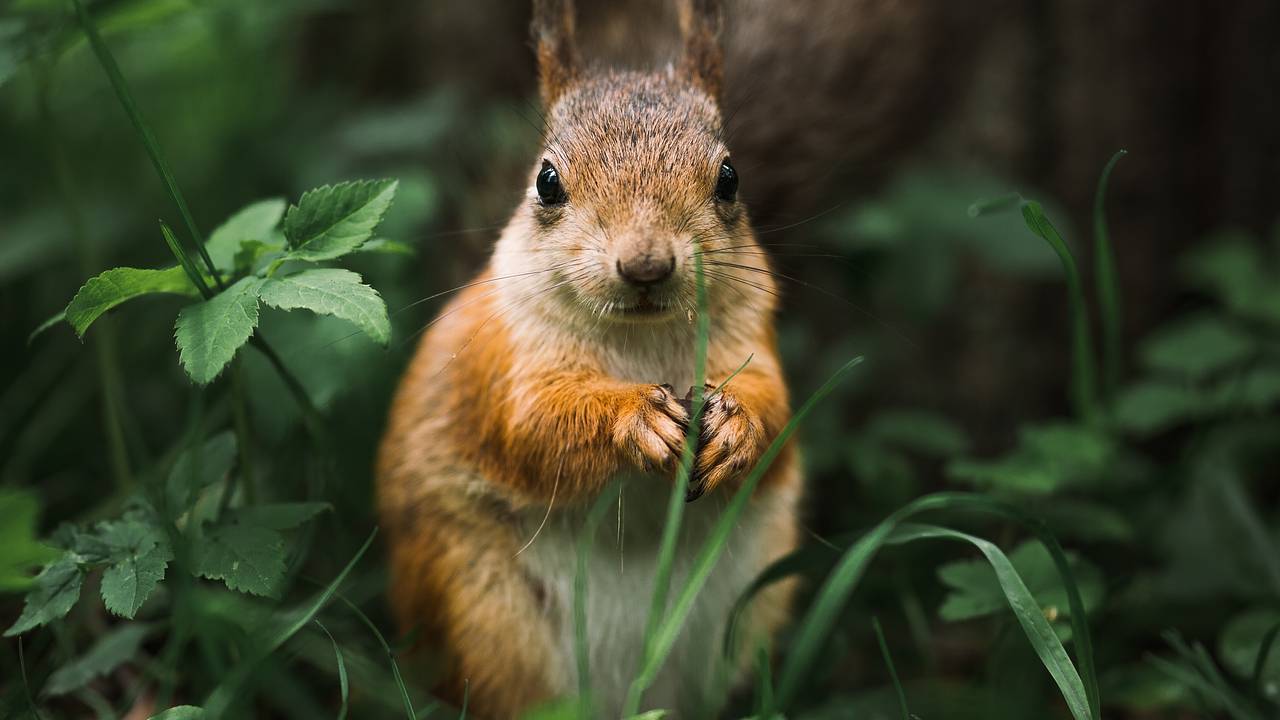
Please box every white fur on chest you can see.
[516,476,768,717]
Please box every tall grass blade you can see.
[624,255,711,714]
[886,523,1090,720]
[575,481,624,716]
[161,222,212,300]
[872,617,909,720]
[335,594,417,719]
[628,356,864,702]
[70,0,222,287]
[1021,201,1099,424]
[770,492,1100,720]
[1093,150,1127,402]
[315,621,350,720]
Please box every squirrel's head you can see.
[497,0,771,331]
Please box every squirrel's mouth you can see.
[616,296,674,319]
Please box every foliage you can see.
[1,1,1276,719]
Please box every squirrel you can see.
[377,0,802,716]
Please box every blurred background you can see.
[2,0,1279,717]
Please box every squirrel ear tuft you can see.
[677,0,724,99]
[531,0,579,107]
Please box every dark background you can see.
[2,0,1279,717]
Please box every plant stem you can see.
[35,61,134,494]
[1093,150,1127,405]
[230,360,256,504]
[70,0,223,289]
[249,336,327,444]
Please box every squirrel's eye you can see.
[715,160,738,202]
[536,161,567,205]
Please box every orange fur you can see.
[377,1,802,716]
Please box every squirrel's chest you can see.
[514,476,767,715]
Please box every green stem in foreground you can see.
[248,336,327,444]
[1093,149,1127,405]
[626,254,711,715]
[35,61,133,493]
[70,0,223,289]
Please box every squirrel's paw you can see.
[613,383,689,473]
[688,386,765,502]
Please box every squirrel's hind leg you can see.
[386,493,567,719]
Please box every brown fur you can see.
[377,1,801,716]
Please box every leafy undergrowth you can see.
[3,2,1279,720]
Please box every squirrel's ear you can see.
[531,0,579,107]
[677,0,724,99]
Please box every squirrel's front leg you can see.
[689,366,789,501]
[501,372,690,499]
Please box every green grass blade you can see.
[771,492,1100,720]
[625,254,711,715]
[161,222,213,300]
[334,593,417,719]
[629,356,864,701]
[315,621,350,720]
[1093,150,1127,403]
[886,523,1091,720]
[575,481,624,716]
[1021,201,1099,424]
[70,0,221,288]
[872,617,909,720]
[1252,622,1280,702]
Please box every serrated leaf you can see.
[195,523,286,597]
[44,623,151,696]
[283,179,398,261]
[97,521,172,619]
[1113,381,1205,435]
[233,239,279,276]
[0,490,60,592]
[65,266,198,338]
[1140,314,1255,378]
[165,431,237,513]
[174,277,265,385]
[5,554,83,636]
[150,706,205,720]
[226,502,330,530]
[938,541,1103,623]
[948,422,1114,494]
[257,269,390,345]
[206,198,286,272]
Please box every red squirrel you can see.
[377,0,799,715]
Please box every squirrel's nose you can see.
[617,255,675,287]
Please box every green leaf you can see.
[5,554,83,635]
[149,706,205,720]
[96,520,172,618]
[206,198,286,272]
[1113,381,1206,435]
[1219,608,1280,695]
[1212,367,1280,412]
[283,179,398,261]
[226,502,330,530]
[937,540,1104,623]
[1140,314,1256,378]
[233,239,279,276]
[174,276,265,385]
[65,266,198,338]
[257,269,390,345]
[0,491,60,592]
[948,422,1114,494]
[194,523,286,597]
[1182,234,1280,324]
[166,431,238,513]
[355,237,414,255]
[893,524,1094,720]
[44,623,151,696]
